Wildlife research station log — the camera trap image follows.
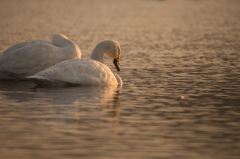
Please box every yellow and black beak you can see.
[113,54,120,71]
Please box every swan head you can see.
[104,40,121,72]
[52,34,74,47]
[91,40,121,71]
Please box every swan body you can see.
[27,40,122,86]
[0,34,81,80]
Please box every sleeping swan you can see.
[27,40,122,86]
[0,34,81,80]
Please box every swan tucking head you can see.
[91,40,121,71]
[105,40,121,72]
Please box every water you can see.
[0,0,240,158]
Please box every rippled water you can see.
[0,0,240,158]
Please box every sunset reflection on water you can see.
[0,0,240,158]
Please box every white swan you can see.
[27,40,122,86]
[0,34,81,80]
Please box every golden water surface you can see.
[0,0,240,158]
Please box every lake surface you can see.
[0,0,240,158]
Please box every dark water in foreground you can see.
[0,0,240,158]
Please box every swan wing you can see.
[27,59,119,86]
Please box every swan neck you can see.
[91,43,106,63]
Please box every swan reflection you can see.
[0,81,121,122]
[32,84,120,106]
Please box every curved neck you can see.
[91,42,107,63]
[52,34,81,58]
[52,34,74,47]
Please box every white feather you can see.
[27,40,122,86]
[0,34,81,80]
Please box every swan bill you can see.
[113,58,120,71]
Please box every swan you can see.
[27,40,122,86]
[0,34,81,80]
